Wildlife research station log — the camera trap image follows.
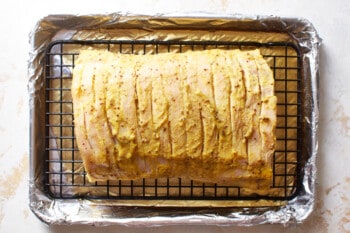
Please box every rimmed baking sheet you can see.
[29,13,320,226]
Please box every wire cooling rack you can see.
[44,40,301,201]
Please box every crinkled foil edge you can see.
[28,12,321,227]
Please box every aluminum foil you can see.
[28,13,321,226]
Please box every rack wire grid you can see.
[44,40,302,201]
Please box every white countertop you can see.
[0,0,349,232]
